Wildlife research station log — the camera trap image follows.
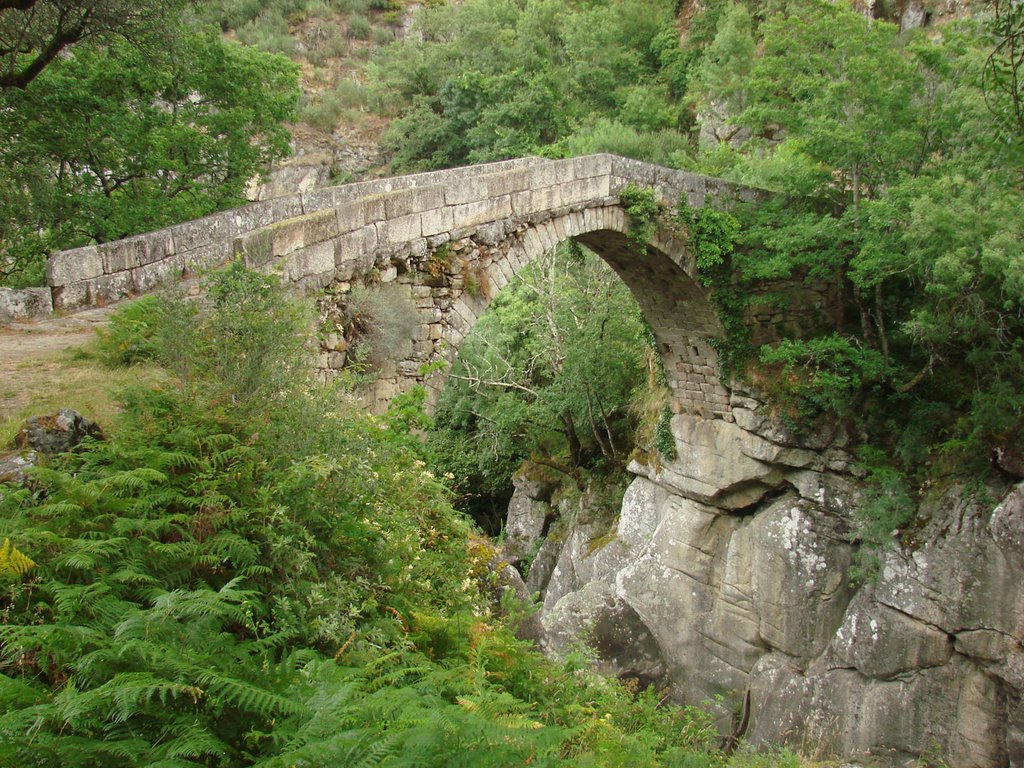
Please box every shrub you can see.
[94,295,163,365]
[334,281,418,371]
[347,13,372,39]
[299,90,344,131]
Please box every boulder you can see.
[14,409,103,455]
[0,450,39,486]
[544,581,668,691]
[0,286,52,324]
[503,465,557,564]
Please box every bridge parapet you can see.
[44,155,547,311]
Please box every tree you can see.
[688,1,756,145]
[707,2,1024,468]
[370,0,686,171]
[0,0,183,89]
[431,244,646,514]
[0,23,298,284]
[984,0,1024,138]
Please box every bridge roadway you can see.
[45,154,771,419]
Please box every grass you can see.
[0,341,165,446]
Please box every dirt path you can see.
[0,307,117,420]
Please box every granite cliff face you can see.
[508,386,1023,767]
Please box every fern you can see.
[0,537,36,576]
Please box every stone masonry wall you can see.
[42,154,814,419]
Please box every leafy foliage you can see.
[1,264,786,767]
[0,15,298,285]
[369,0,693,170]
[0,0,185,90]
[429,244,647,526]
[685,1,1024,479]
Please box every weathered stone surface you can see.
[746,496,855,661]
[542,516,620,613]
[14,409,103,455]
[747,653,1009,767]
[0,450,39,486]
[524,533,561,596]
[503,466,558,564]
[46,245,102,285]
[827,588,953,680]
[531,418,1021,765]
[629,414,788,509]
[0,287,52,324]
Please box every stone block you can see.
[52,280,90,311]
[168,218,213,253]
[529,186,563,212]
[91,271,135,305]
[384,185,444,219]
[382,212,421,245]
[47,245,102,286]
[100,237,148,274]
[292,241,334,283]
[510,190,535,216]
[132,254,186,294]
[271,218,306,258]
[303,208,339,246]
[141,233,176,266]
[571,153,613,180]
[268,194,305,222]
[484,169,533,197]
[451,197,512,230]
[0,287,52,324]
[183,240,234,275]
[232,201,276,235]
[443,176,490,206]
[420,206,454,238]
[334,228,376,280]
[235,228,274,268]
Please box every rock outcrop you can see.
[1,409,103,486]
[514,387,1022,767]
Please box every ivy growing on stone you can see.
[677,199,752,386]
[619,183,663,252]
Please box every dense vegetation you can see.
[0,2,299,287]
[0,266,804,766]
[2,0,1023,763]
[379,0,1023,546]
[428,244,650,530]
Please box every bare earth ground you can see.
[0,306,143,441]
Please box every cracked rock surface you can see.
[514,395,1023,767]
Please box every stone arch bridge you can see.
[45,154,808,419]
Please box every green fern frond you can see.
[195,671,306,718]
[345,731,404,768]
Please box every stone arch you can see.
[412,202,731,420]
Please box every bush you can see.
[564,118,691,167]
[346,12,372,39]
[298,90,344,131]
[759,335,891,420]
[94,295,163,365]
[237,8,296,55]
[334,282,418,371]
